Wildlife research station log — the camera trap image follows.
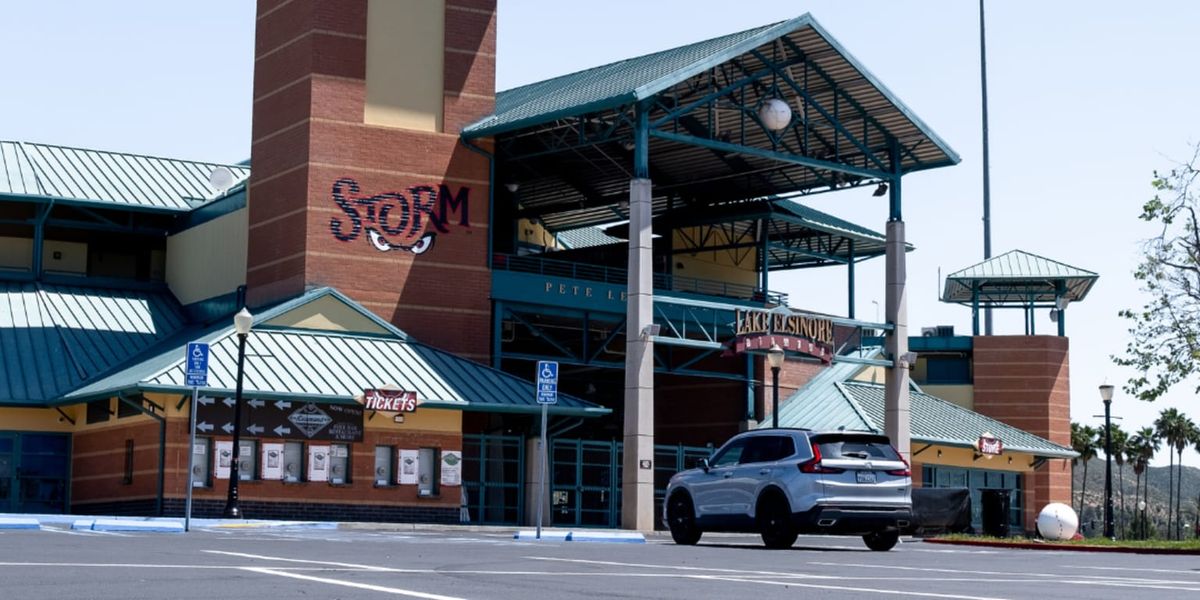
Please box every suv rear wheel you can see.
[666,493,702,545]
[863,530,899,551]
[757,494,798,549]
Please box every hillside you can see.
[1071,458,1200,536]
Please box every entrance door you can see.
[0,433,70,514]
[462,434,525,525]
[551,439,621,527]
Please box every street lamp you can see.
[223,307,253,518]
[767,344,785,428]
[1099,383,1115,539]
[1137,500,1147,540]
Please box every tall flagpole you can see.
[980,0,994,335]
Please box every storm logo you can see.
[328,177,469,255]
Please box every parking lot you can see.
[2,525,1199,599]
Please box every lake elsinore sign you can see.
[196,398,364,442]
[726,307,836,363]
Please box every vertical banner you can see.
[214,441,233,480]
[308,445,330,482]
[261,443,284,480]
[398,449,419,485]
[441,450,462,487]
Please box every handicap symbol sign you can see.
[185,342,209,388]
[536,360,558,404]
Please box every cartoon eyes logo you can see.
[368,229,436,254]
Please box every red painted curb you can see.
[924,537,1200,555]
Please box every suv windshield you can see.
[811,434,899,461]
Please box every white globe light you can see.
[1036,503,1079,541]
[759,98,792,132]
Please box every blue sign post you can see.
[184,342,209,532]
[534,360,558,539]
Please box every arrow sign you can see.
[274,400,292,410]
[247,424,264,435]
[197,397,214,406]
[222,398,236,407]
[196,422,213,433]
[273,425,291,436]
[222,423,234,434]
[248,399,265,409]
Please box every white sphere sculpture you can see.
[759,98,792,131]
[1036,502,1078,540]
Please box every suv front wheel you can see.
[666,492,702,545]
[863,530,899,551]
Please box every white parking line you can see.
[240,567,466,600]
[1066,565,1200,577]
[204,550,393,571]
[697,575,1012,600]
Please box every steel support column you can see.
[622,103,655,532]
[847,240,856,319]
[884,145,911,461]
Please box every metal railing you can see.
[492,253,788,305]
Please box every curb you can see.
[925,537,1200,555]
[72,518,185,533]
[513,530,647,543]
[0,517,40,530]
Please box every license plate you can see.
[856,471,876,484]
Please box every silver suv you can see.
[663,429,912,551]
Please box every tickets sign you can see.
[362,389,419,412]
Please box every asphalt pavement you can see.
[2,523,1198,599]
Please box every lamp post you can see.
[767,344,784,428]
[1099,383,1115,539]
[223,307,253,518]
[1137,500,1147,540]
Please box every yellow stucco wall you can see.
[851,365,884,384]
[42,240,87,274]
[915,444,1033,473]
[364,407,460,433]
[517,218,563,251]
[364,0,445,131]
[0,235,32,270]
[921,384,974,410]
[264,295,391,335]
[0,407,77,432]
[165,207,248,306]
[672,228,758,287]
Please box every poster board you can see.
[261,443,284,480]
[398,449,419,485]
[214,440,233,480]
[441,450,462,487]
[308,444,330,482]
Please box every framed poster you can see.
[398,449,418,485]
[214,440,233,480]
[308,444,330,482]
[441,450,462,487]
[261,443,284,480]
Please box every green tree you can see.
[1072,422,1099,523]
[1115,149,1200,403]
[1176,417,1199,539]
[1105,425,1129,537]
[1129,427,1159,538]
[1155,409,1185,539]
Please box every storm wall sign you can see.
[328,178,471,256]
[196,397,363,442]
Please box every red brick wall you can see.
[757,357,825,426]
[973,335,1071,530]
[248,0,497,360]
[72,420,161,506]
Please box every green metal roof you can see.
[463,14,958,171]
[61,288,608,418]
[768,358,1075,459]
[942,249,1098,304]
[0,282,189,406]
[0,140,251,213]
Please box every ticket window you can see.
[283,442,304,483]
[192,438,211,488]
[374,446,394,486]
[418,447,439,497]
[330,444,350,485]
[237,441,257,481]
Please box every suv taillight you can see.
[886,445,911,477]
[798,442,845,474]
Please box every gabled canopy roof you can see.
[0,140,250,213]
[942,250,1098,304]
[469,14,958,233]
[58,288,608,418]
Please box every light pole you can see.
[767,344,784,428]
[1099,384,1115,539]
[223,307,253,518]
[1137,500,1147,540]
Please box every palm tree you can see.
[1155,408,1184,539]
[1072,422,1099,524]
[1176,417,1199,539]
[1107,425,1129,537]
[1129,427,1159,539]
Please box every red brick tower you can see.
[248,0,495,359]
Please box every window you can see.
[709,438,748,468]
[117,398,140,419]
[330,444,351,485]
[122,440,134,484]
[741,435,796,464]
[418,447,439,497]
[237,440,257,481]
[374,446,394,486]
[86,400,111,424]
[283,442,304,482]
[812,434,900,460]
[191,438,211,488]
[925,357,971,384]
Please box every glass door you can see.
[0,434,14,513]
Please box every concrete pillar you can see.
[523,437,550,527]
[884,220,911,461]
[621,177,655,531]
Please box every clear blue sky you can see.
[3,1,1198,465]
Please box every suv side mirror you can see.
[699,458,711,473]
